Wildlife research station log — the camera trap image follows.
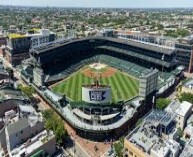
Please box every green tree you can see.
[146,20,150,25]
[165,29,190,38]
[25,17,31,25]
[6,67,14,80]
[177,127,183,138]
[114,137,124,157]
[139,20,143,25]
[18,85,35,97]
[157,24,164,30]
[135,119,143,127]
[179,92,193,104]
[156,98,171,110]
[42,109,68,145]
[55,121,67,145]
[176,29,190,37]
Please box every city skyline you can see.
[1,0,193,8]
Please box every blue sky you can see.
[0,0,193,8]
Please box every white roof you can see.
[176,101,192,117]
[19,105,36,114]
[185,125,193,136]
[44,89,62,102]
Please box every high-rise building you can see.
[5,29,56,66]
[175,36,193,73]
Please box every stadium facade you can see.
[21,36,184,141]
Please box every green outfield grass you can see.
[51,68,139,103]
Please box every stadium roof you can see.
[19,104,36,114]
[109,37,174,55]
[31,36,174,55]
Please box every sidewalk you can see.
[65,123,111,157]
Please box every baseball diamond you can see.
[51,64,139,103]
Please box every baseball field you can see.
[51,64,139,103]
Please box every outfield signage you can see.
[89,91,106,101]
[82,87,111,104]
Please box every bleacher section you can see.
[97,46,172,67]
[98,55,146,78]
[98,55,179,92]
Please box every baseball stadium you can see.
[21,36,184,140]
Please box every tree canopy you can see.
[179,92,193,104]
[18,85,35,97]
[136,118,143,127]
[177,127,183,138]
[114,137,124,157]
[42,109,68,145]
[165,29,190,38]
[157,24,164,30]
[156,98,171,110]
[6,67,14,79]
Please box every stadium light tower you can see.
[161,54,165,77]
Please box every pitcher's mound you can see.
[83,63,117,78]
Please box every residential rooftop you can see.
[125,110,179,156]
[126,121,179,156]
[145,109,175,127]
[6,112,42,136]
[184,79,193,89]
[8,29,55,39]
[180,138,193,157]
[128,123,159,153]
[8,33,25,39]
[176,101,192,117]
[10,130,54,157]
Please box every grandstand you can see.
[29,36,180,75]
[30,37,176,70]
[98,55,146,77]
[46,56,97,82]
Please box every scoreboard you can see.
[82,86,111,104]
